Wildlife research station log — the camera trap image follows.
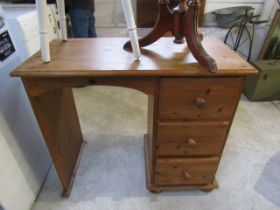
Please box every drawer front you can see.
[157,121,229,157]
[159,78,243,120]
[155,157,219,186]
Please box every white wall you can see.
[94,0,267,29]
[205,0,264,13]
[94,0,269,37]
[94,0,138,37]
[93,0,272,60]
[205,0,279,24]
[260,0,280,24]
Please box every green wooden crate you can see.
[244,60,280,101]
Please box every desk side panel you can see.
[22,79,84,196]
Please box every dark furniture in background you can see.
[126,0,217,72]
[137,0,206,27]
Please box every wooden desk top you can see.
[11,37,257,77]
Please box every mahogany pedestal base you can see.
[124,0,217,72]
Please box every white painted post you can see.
[35,0,50,63]
[121,0,141,60]
[57,0,67,41]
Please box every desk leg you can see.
[22,81,84,197]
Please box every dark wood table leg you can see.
[124,0,217,72]
[183,0,217,72]
[173,0,187,44]
[22,78,85,197]
[124,0,173,50]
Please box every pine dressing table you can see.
[10,37,257,196]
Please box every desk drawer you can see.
[159,78,242,120]
[155,157,219,186]
[157,121,229,157]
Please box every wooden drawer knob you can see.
[187,138,197,147]
[183,171,191,180]
[193,97,206,108]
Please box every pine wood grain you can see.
[10,38,257,78]
[22,80,84,196]
[159,77,243,120]
[157,121,229,157]
[12,38,257,196]
[155,157,219,185]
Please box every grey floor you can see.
[31,86,280,210]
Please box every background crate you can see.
[244,60,280,101]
